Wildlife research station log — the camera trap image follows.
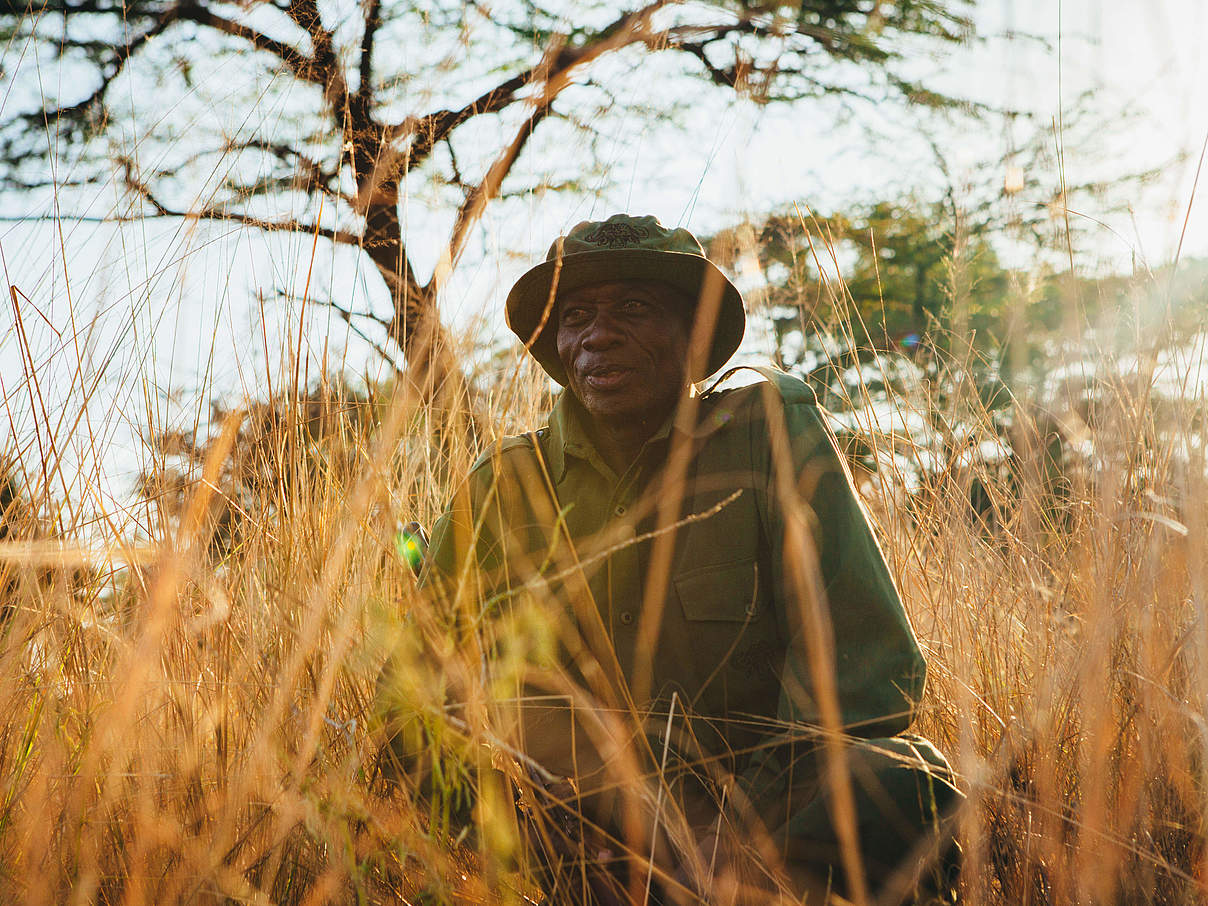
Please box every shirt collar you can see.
[544,389,687,483]
[544,390,587,482]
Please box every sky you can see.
[657,0,1208,269]
[1,0,1206,512]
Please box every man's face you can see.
[555,280,693,425]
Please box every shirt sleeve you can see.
[422,448,518,614]
[762,392,926,739]
[423,439,561,611]
[423,479,475,595]
[375,456,501,780]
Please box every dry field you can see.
[1,273,1206,904]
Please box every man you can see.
[387,214,959,904]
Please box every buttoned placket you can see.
[548,390,693,647]
[564,441,658,639]
[605,456,647,637]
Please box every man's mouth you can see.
[582,364,634,390]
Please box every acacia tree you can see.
[1,0,976,414]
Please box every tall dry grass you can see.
[0,245,1206,904]
[899,350,1208,904]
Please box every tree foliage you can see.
[712,197,1011,363]
[2,0,977,411]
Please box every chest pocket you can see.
[675,558,759,621]
[670,481,765,623]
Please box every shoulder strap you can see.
[707,364,818,406]
[521,430,557,502]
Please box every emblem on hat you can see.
[581,222,650,248]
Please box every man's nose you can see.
[580,311,625,349]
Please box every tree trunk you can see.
[362,186,481,444]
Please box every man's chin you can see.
[577,392,652,424]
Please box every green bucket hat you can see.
[505,213,746,385]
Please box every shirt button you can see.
[614,504,627,516]
[619,611,634,626]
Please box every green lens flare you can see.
[395,522,428,574]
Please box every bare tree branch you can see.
[305,298,405,380]
[426,3,671,296]
[283,0,350,120]
[306,297,393,332]
[220,137,348,203]
[119,156,172,216]
[430,104,551,297]
[37,5,181,125]
[386,0,673,167]
[187,210,362,246]
[356,0,381,103]
[675,40,740,90]
[174,3,315,78]
[119,157,362,243]
[443,138,469,190]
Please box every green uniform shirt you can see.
[424,370,925,775]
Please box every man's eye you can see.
[561,307,589,324]
[621,297,652,313]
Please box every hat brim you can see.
[505,248,746,385]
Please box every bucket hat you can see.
[505,213,746,385]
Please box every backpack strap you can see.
[707,364,819,407]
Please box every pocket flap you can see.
[674,558,758,622]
